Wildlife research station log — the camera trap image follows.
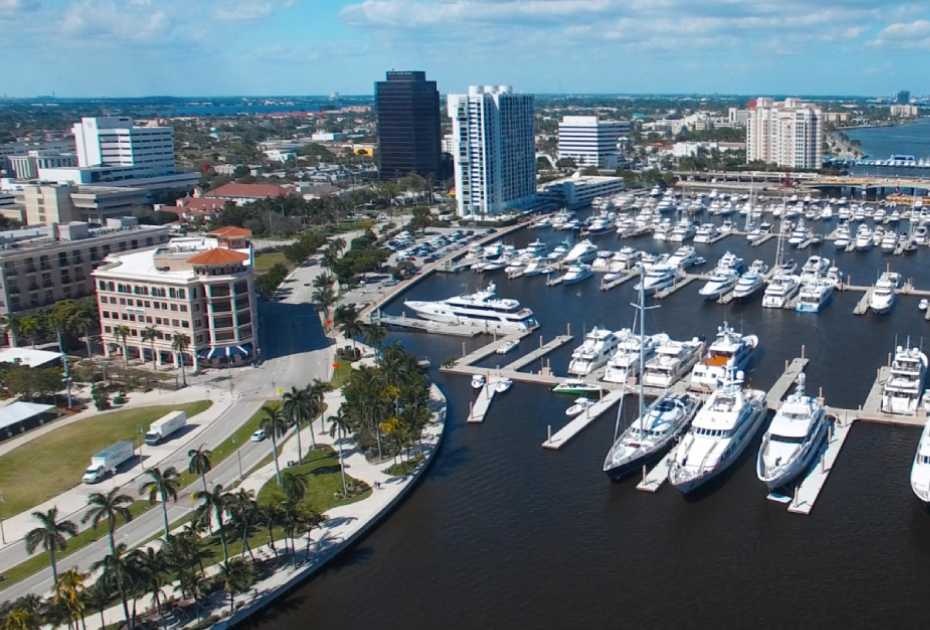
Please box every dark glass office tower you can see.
[375,71,441,180]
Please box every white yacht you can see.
[405,282,538,331]
[564,239,598,264]
[881,230,898,252]
[881,345,928,415]
[602,331,671,384]
[471,374,486,389]
[568,327,623,376]
[561,263,593,285]
[855,224,873,251]
[634,265,678,296]
[869,272,898,315]
[732,261,768,302]
[788,220,809,247]
[694,223,720,243]
[833,223,851,249]
[668,366,767,494]
[756,373,828,490]
[603,393,700,480]
[762,274,801,309]
[698,266,740,301]
[795,279,834,313]
[716,251,744,272]
[642,338,705,390]
[667,246,697,270]
[799,256,830,281]
[522,257,545,277]
[668,219,696,243]
[910,420,930,503]
[689,322,759,392]
[566,397,595,417]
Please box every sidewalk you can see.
[71,384,447,630]
[0,386,235,548]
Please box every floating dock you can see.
[600,272,637,292]
[467,378,502,423]
[636,453,674,492]
[766,357,810,409]
[852,288,874,315]
[655,275,697,299]
[502,335,573,372]
[542,390,625,450]
[750,234,775,247]
[786,416,854,515]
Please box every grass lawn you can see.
[0,500,151,589]
[0,401,212,517]
[256,446,371,514]
[329,362,354,388]
[384,453,425,477]
[254,251,294,273]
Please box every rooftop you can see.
[205,183,296,199]
[208,226,252,238]
[186,248,250,265]
[0,347,61,368]
[93,235,251,282]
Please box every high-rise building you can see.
[557,116,630,168]
[375,71,442,180]
[897,90,911,105]
[447,85,536,217]
[746,98,823,169]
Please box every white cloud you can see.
[213,0,298,21]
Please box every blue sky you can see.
[2,0,928,97]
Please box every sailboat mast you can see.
[638,270,646,431]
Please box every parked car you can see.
[251,429,266,442]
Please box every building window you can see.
[172,319,179,327]
[130,329,138,336]
[181,321,190,328]
[213,316,233,329]
[104,326,112,333]
[214,331,235,342]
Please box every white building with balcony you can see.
[557,116,630,168]
[746,98,823,169]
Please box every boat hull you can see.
[756,417,828,490]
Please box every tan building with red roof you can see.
[203,182,298,206]
[92,227,259,370]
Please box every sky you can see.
[1,0,929,98]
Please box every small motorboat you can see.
[495,377,513,393]
[471,374,486,390]
[496,339,519,355]
[566,397,594,417]
[552,379,604,395]
[920,299,929,312]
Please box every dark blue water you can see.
[847,118,930,161]
[250,225,930,630]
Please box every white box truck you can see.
[144,410,187,446]
[82,441,134,484]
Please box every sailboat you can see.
[602,269,700,481]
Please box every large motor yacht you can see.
[564,239,599,264]
[668,366,767,494]
[732,260,768,302]
[756,373,828,490]
[794,279,834,313]
[689,321,759,392]
[568,327,623,376]
[561,263,593,285]
[855,224,873,251]
[641,338,705,390]
[910,420,930,503]
[634,265,678,296]
[698,266,739,301]
[405,281,538,331]
[869,271,899,315]
[762,274,801,309]
[602,331,671,384]
[881,344,928,415]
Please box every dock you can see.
[502,335,573,372]
[766,357,810,409]
[852,288,873,315]
[372,313,483,336]
[654,274,697,299]
[786,416,854,515]
[750,233,775,247]
[636,453,674,492]
[600,272,637,291]
[467,378,502,423]
[451,332,530,366]
[542,390,625,450]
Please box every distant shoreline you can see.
[840,118,925,131]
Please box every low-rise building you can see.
[537,174,627,209]
[0,218,171,315]
[93,226,258,369]
[890,104,919,119]
[18,184,154,225]
[8,151,78,179]
[203,182,298,205]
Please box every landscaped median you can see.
[0,401,213,517]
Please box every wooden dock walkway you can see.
[502,335,573,372]
[452,332,529,366]
[467,378,502,423]
[542,390,625,450]
[852,288,874,315]
[787,416,854,515]
[636,453,674,492]
[655,274,696,299]
[750,233,775,247]
[600,272,637,291]
[766,357,810,409]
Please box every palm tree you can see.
[20,316,42,349]
[330,236,347,257]
[113,325,131,365]
[83,582,111,630]
[197,483,233,563]
[302,509,326,560]
[311,272,335,291]
[72,299,98,359]
[306,379,332,436]
[48,301,78,358]
[363,323,388,353]
[82,488,134,553]
[171,332,191,387]
[259,404,290,485]
[3,313,22,348]
[281,471,308,504]
[177,569,208,620]
[131,547,169,630]
[311,286,337,325]
[139,467,180,539]
[334,304,364,353]
[89,543,133,629]
[228,489,258,561]
[140,326,159,371]
[280,501,307,564]
[328,408,351,496]
[187,444,213,496]
[54,567,88,630]
[219,558,255,614]
[24,507,77,585]
[3,606,41,630]
[256,504,283,558]
[282,386,314,459]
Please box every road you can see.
[0,256,335,599]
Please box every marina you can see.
[541,390,625,449]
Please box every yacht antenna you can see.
[632,268,659,433]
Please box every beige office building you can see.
[18,184,153,226]
[93,227,259,370]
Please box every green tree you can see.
[139,467,180,539]
[171,332,191,387]
[259,405,289,485]
[89,543,134,629]
[113,325,131,365]
[363,324,388,352]
[328,408,351,496]
[20,317,43,349]
[187,445,213,496]
[281,471,308,503]
[24,507,77,585]
[141,326,159,372]
[197,483,233,563]
[311,286,336,324]
[334,303,364,354]
[219,558,255,614]
[282,385,315,458]
[82,488,134,553]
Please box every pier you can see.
[655,274,697,299]
[467,378,503,423]
[750,234,775,247]
[542,390,625,450]
[636,453,674,492]
[600,272,637,291]
[502,335,574,372]
[785,415,854,515]
[766,357,810,409]
[453,332,530,365]
[852,288,873,316]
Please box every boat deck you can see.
[542,390,625,450]
[636,452,674,493]
[372,314,484,337]
[600,272,637,291]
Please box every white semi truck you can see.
[144,410,187,446]
[82,441,134,484]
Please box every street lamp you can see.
[137,424,145,466]
[231,435,243,481]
